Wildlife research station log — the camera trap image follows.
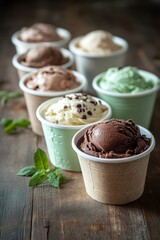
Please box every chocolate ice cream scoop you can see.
[19,23,62,43]
[19,46,68,68]
[26,65,80,91]
[80,119,151,158]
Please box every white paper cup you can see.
[72,124,155,205]
[93,70,160,128]
[19,70,87,136]
[69,36,128,91]
[11,27,71,54]
[36,97,112,172]
[12,47,74,79]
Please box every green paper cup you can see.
[93,70,160,128]
[36,97,112,172]
[72,124,155,205]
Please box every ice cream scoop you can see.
[44,93,109,125]
[77,30,122,55]
[98,66,154,93]
[18,45,68,68]
[80,119,151,158]
[25,66,80,91]
[19,23,62,42]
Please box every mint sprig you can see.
[0,90,22,106]
[0,117,30,134]
[16,148,67,188]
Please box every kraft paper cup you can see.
[72,124,155,204]
[69,36,128,91]
[19,70,87,136]
[36,97,112,172]
[93,70,160,128]
[12,47,74,79]
[11,28,71,54]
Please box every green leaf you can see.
[8,92,23,98]
[1,95,9,105]
[48,168,67,188]
[13,119,30,128]
[0,91,6,97]
[34,148,50,170]
[4,122,16,133]
[16,166,37,176]
[0,91,22,106]
[29,170,48,187]
[0,118,30,134]
[0,118,12,127]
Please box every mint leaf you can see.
[48,168,67,188]
[16,148,67,188]
[13,119,30,128]
[0,118,12,127]
[0,118,30,134]
[8,92,23,98]
[16,166,37,176]
[29,170,48,187]
[0,91,22,106]
[34,148,50,170]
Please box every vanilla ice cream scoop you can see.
[44,93,108,125]
[77,30,122,54]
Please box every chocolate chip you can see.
[77,104,81,108]
[82,115,87,119]
[56,120,59,124]
[64,105,68,109]
[87,111,92,115]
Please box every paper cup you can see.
[12,47,74,79]
[69,36,128,91]
[11,28,71,54]
[19,70,87,136]
[93,70,160,128]
[36,97,112,172]
[72,124,155,204]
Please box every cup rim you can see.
[36,96,112,129]
[92,70,160,97]
[19,69,87,97]
[11,27,71,47]
[12,47,74,72]
[72,123,155,163]
[69,35,128,58]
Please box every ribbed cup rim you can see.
[36,96,112,130]
[12,47,74,72]
[72,124,155,163]
[69,36,128,58]
[92,70,160,97]
[19,70,87,97]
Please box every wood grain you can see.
[0,1,160,240]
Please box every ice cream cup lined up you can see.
[11,26,71,54]
[36,95,112,172]
[93,68,160,128]
[72,119,155,205]
[12,46,74,79]
[69,30,128,91]
[19,68,87,136]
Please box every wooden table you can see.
[0,1,160,239]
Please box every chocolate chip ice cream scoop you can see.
[26,65,80,91]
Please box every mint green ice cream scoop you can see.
[99,66,154,93]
